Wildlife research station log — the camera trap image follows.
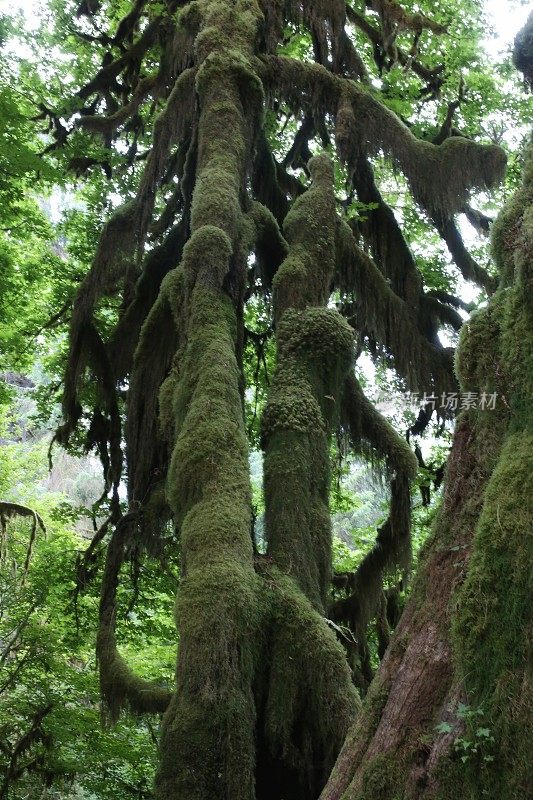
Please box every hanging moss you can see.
[108,218,189,383]
[258,55,506,217]
[54,2,526,797]
[126,268,183,511]
[333,473,411,627]
[336,220,455,394]
[342,374,418,481]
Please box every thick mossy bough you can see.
[263,154,355,609]
[154,5,264,797]
[259,155,360,796]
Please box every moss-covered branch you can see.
[154,4,266,797]
[329,374,416,685]
[0,502,46,578]
[258,54,506,217]
[263,155,355,608]
[341,374,418,480]
[97,517,173,720]
[433,212,498,293]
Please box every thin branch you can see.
[432,213,498,294]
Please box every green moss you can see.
[438,140,533,800]
[155,5,267,793]
[431,760,478,800]
[248,200,288,257]
[491,135,533,287]
[263,155,356,609]
[454,294,504,394]
[262,309,355,608]
[159,264,185,326]
[156,564,262,800]
[450,432,533,799]
[182,225,232,290]
[260,569,360,795]
[500,285,533,431]
[273,155,337,321]
[343,373,418,480]
[157,267,261,797]
[336,220,454,395]
[263,430,326,607]
[351,753,403,800]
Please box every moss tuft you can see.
[258,568,360,798]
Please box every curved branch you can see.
[330,374,416,672]
[76,74,160,137]
[77,16,164,101]
[432,213,498,293]
[422,295,464,332]
[0,502,46,579]
[346,4,445,92]
[97,515,173,720]
[462,204,493,236]
[258,55,506,217]
[247,200,288,289]
[426,290,474,313]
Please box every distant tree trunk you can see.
[321,124,533,800]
